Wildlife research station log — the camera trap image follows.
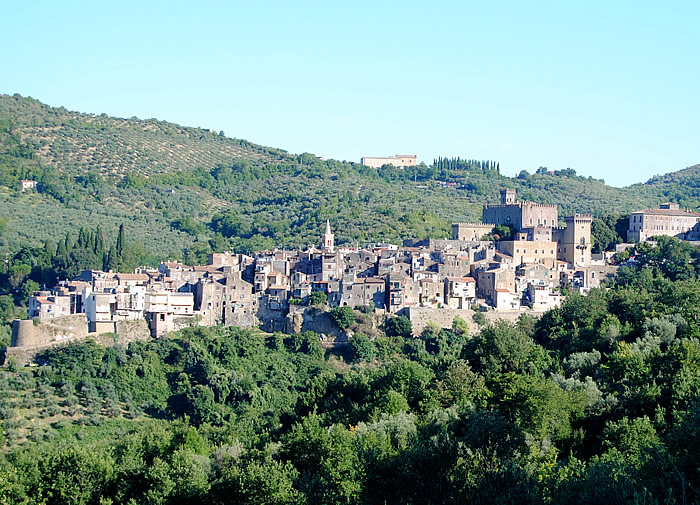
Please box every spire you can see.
[322,220,335,253]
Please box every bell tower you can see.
[321,220,334,253]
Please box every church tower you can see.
[321,220,335,253]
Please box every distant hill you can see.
[631,164,700,211]
[0,93,697,261]
[0,93,287,177]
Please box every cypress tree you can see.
[104,245,117,272]
[94,226,105,256]
[116,224,125,257]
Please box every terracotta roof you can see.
[495,288,510,293]
[447,276,475,283]
[115,273,150,281]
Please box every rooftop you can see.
[633,208,700,217]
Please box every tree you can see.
[308,291,327,306]
[384,315,412,338]
[116,223,125,258]
[436,360,490,407]
[452,316,469,336]
[330,306,355,329]
[21,279,40,304]
[8,264,30,289]
[349,334,375,363]
[482,224,516,242]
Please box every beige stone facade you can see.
[483,189,559,230]
[497,240,557,269]
[361,155,417,168]
[452,223,494,241]
[554,214,593,268]
[627,203,700,242]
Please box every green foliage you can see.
[472,311,487,326]
[483,223,516,241]
[308,291,327,306]
[329,306,355,329]
[349,334,375,363]
[591,213,628,252]
[384,315,412,339]
[451,316,469,336]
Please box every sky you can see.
[2,0,698,187]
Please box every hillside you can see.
[0,94,697,261]
[0,93,287,177]
[631,164,700,209]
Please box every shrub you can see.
[330,306,355,329]
[350,334,375,363]
[308,291,327,306]
[384,316,412,339]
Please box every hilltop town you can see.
[8,189,626,357]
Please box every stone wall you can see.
[407,307,539,337]
[5,317,150,365]
[286,306,350,341]
[11,315,89,348]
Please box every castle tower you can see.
[500,188,517,205]
[321,220,334,253]
[555,214,592,267]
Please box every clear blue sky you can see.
[2,1,698,187]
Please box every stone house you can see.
[444,277,476,309]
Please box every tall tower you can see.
[556,214,592,267]
[500,188,517,205]
[321,220,334,253]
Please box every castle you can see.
[454,189,592,268]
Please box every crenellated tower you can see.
[554,214,592,267]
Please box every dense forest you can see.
[0,236,699,504]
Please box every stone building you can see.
[28,293,72,320]
[476,268,516,303]
[361,154,418,169]
[627,203,700,242]
[451,223,494,241]
[145,291,195,337]
[483,189,559,231]
[19,179,37,191]
[320,220,341,281]
[497,239,557,269]
[340,277,386,308]
[444,277,476,309]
